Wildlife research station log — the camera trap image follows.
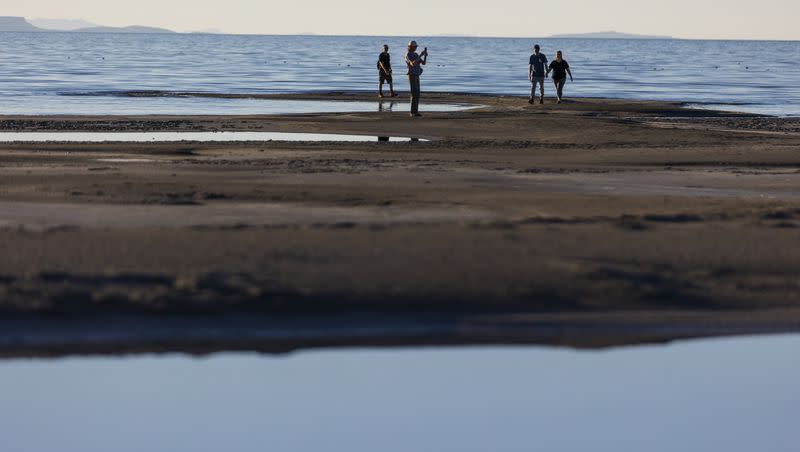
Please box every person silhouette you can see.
[405,40,428,117]
[528,44,548,104]
[548,50,574,104]
[377,44,397,98]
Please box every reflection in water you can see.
[0,335,798,452]
[378,100,397,112]
[0,96,472,116]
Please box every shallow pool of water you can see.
[0,96,474,116]
[686,103,800,117]
[0,132,428,143]
[1,334,797,452]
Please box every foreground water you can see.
[0,33,798,116]
[0,95,471,116]
[1,335,797,452]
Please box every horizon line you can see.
[3,30,799,42]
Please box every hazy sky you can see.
[6,0,800,40]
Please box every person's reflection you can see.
[378,100,396,112]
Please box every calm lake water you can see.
[0,32,798,116]
[1,335,798,452]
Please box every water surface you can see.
[0,131,428,142]
[0,95,471,116]
[0,33,797,116]
[1,335,797,452]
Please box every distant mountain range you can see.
[1,18,674,39]
[0,16,41,32]
[0,16,175,34]
[30,18,99,31]
[549,31,673,39]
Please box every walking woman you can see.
[547,50,574,104]
[405,40,428,117]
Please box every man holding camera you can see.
[405,40,428,117]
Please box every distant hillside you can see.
[30,18,98,31]
[550,31,672,40]
[0,16,45,32]
[72,25,176,34]
[0,16,175,34]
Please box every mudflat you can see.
[1,92,799,356]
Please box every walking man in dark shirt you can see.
[528,44,548,104]
[548,50,574,104]
[377,45,396,98]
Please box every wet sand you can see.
[1,92,799,356]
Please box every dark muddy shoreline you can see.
[1,93,799,357]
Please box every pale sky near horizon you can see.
[5,0,800,40]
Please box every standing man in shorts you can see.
[377,45,397,98]
[528,44,548,104]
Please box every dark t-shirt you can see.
[377,52,391,72]
[549,60,570,80]
[529,53,548,77]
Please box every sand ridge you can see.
[1,93,799,356]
